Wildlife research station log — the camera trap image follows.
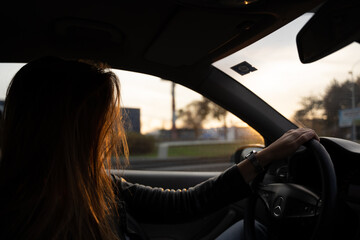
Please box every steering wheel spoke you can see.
[258,183,321,219]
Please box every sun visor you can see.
[145,9,273,67]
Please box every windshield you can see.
[214,13,360,141]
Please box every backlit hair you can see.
[0,57,128,239]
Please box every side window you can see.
[116,70,264,172]
[0,64,264,172]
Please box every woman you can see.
[0,57,318,240]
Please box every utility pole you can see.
[350,60,360,141]
[350,70,356,141]
[171,82,177,140]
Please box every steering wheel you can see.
[244,139,337,240]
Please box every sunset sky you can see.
[214,13,360,119]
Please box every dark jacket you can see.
[111,165,252,239]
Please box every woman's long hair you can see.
[0,57,128,239]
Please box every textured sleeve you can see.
[113,165,252,223]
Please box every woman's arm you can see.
[113,164,251,224]
[114,128,319,223]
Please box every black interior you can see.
[1,0,360,239]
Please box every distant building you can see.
[157,126,263,142]
[123,108,141,133]
[0,100,4,119]
[158,128,196,141]
[0,100,4,114]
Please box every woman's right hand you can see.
[238,128,319,183]
[257,128,319,166]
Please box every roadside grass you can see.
[129,139,264,158]
[129,143,240,158]
[168,143,243,158]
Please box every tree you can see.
[177,99,210,139]
[294,78,360,138]
[294,95,323,122]
[177,97,228,139]
[208,100,228,139]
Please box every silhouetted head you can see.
[0,56,128,239]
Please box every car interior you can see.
[1,0,360,239]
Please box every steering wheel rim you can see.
[244,139,337,240]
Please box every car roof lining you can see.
[144,10,275,67]
[0,0,324,83]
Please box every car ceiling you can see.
[0,0,324,86]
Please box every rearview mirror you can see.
[296,0,360,63]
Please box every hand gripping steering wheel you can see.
[244,139,337,240]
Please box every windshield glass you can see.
[214,13,360,141]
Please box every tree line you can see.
[294,76,360,139]
[177,75,360,141]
